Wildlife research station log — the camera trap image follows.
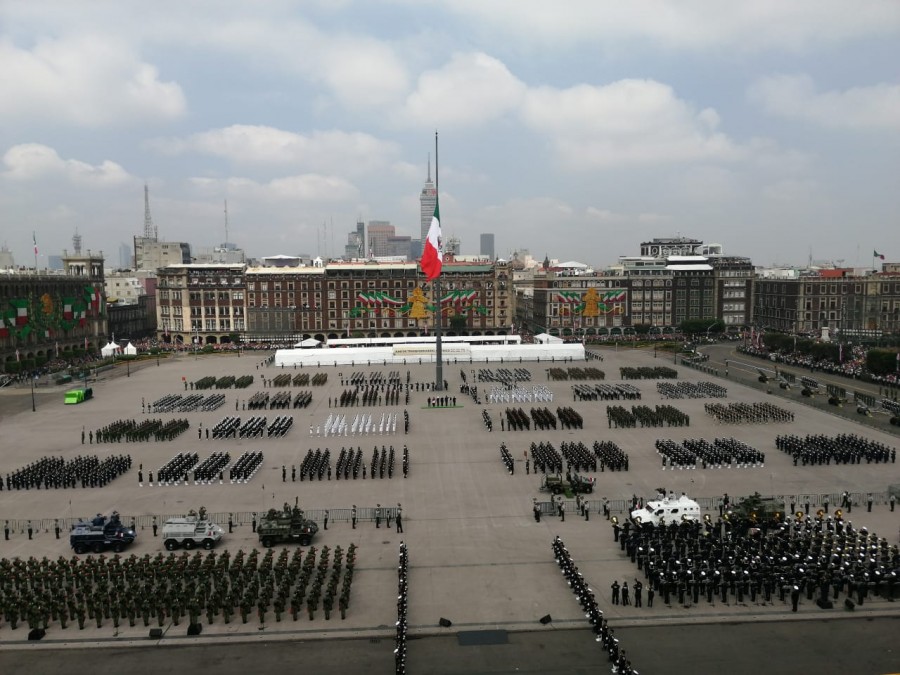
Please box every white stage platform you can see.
[273,341,586,367]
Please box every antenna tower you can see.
[144,184,157,240]
[224,199,229,244]
[73,227,82,255]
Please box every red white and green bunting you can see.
[555,291,582,304]
[10,298,28,325]
[356,290,405,307]
[440,289,478,305]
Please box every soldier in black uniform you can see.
[351,505,357,529]
[611,580,620,604]
[396,504,403,533]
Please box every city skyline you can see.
[1,2,898,268]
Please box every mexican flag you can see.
[10,299,28,325]
[420,198,442,281]
[874,250,885,260]
[63,298,75,320]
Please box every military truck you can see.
[162,507,224,551]
[70,512,136,554]
[258,502,319,548]
[539,472,595,495]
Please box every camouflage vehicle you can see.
[539,472,595,495]
[258,502,319,547]
[726,492,784,524]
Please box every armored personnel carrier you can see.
[630,493,702,527]
[162,506,224,551]
[70,512,136,554]
[257,502,319,548]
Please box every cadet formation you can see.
[613,510,900,612]
[0,544,357,632]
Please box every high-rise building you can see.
[480,234,495,260]
[419,157,437,242]
[119,242,132,269]
[344,220,365,260]
[367,221,395,258]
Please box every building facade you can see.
[752,272,900,337]
[156,264,245,345]
[1,253,107,372]
[243,260,512,343]
[134,237,192,271]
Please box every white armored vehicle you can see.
[162,507,224,550]
[630,493,702,527]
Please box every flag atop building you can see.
[874,250,885,260]
[33,232,38,256]
[420,198,442,281]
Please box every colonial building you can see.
[243,259,512,343]
[1,252,107,372]
[156,264,246,345]
[530,271,631,338]
[752,271,900,337]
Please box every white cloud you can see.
[435,1,900,51]
[0,35,186,127]
[521,79,740,168]
[2,144,134,187]
[190,173,358,203]
[748,74,900,130]
[196,18,409,109]
[150,125,400,174]
[403,52,526,127]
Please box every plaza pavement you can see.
[0,346,898,653]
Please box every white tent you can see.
[533,332,563,344]
[101,341,121,357]
[294,337,322,349]
[123,342,137,355]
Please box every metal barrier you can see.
[1,505,403,538]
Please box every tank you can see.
[257,502,319,548]
[162,506,224,551]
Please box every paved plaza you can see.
[1,346,898,673]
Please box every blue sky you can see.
[1,1,899,267]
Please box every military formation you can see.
[620,366,678,380]
[572,382,641,401]
[552,536,637,675]
[615,511,900,613]
[657,380,727,399]
[547,366,605,381]
[527,406,583,430]
[148,394,225,413]
[91,418,190,443]
[395,542,409,675]
[286,444,406,482]
[776,433,897,465]
[655,437,765,469]
[705,402,794,424]
[606,404,690,428]
[3,455,131,491]
[0,543,357,633]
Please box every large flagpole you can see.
[433,131,444,392]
